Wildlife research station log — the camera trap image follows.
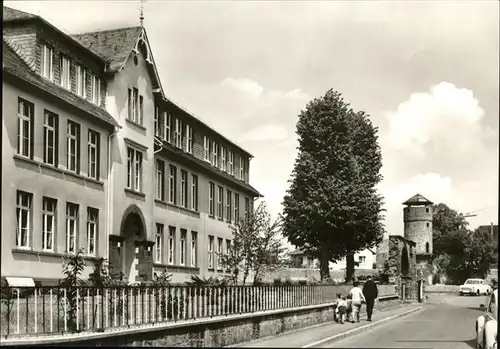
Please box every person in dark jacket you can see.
[362,275,378,321]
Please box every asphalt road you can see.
[314,293,489,349]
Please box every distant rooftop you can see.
[403,193,433,206]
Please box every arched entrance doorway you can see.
[109,206,154,283]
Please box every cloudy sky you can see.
[7,1,498,238]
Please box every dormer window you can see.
[203,136,210,162]
[59,55,71,90]
[164,112,171,142]
[221,146,226,172]
[228,150,234,175]
[41,45,53,81]
[175,119,182,148]
[91,74,101,105]
[239,157,245,181]
[212,141,219,167]
[76,65,86,98]
[186,124,193,154]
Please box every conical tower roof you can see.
[403,193,433,206]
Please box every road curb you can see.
[301,306,425,348]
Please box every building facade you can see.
[2,6,260,285]
[290,248,376,270]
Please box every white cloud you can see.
[240,124,289,142]
[221,77,264,98]
[384,81,488,159]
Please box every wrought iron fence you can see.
[0,284,396,339]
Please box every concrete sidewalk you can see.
[232,304,424,348]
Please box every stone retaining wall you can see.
[31,295,401,347]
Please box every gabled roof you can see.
[3,6,37,21]
[71,26,143,71]
[403,193,433,206]
[3,39,119,129]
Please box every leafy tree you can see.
[282,89,385,282]
[60,249,86,332]
[431,203,496,283]
[220,201,285,285]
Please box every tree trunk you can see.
[345,254,355,283]
[320,249,330,281]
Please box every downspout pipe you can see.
[105,125,122,268]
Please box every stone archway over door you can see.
[109,206,154,283]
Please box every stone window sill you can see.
[125,118,147,131]
[13,155,104,186]
[12,248,98,261]
[124,188,146,198]
[155,199,200,216]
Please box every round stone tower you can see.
[403,193,434,284]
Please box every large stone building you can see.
[1,6,261,285]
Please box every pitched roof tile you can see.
[71,26,143,70]
[3,6,37,21]
[403,193,433,206]
[3,40,119,128]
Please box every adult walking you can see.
[362,275,378,322]
[349,280,366,323]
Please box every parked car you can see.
[476,288,497,349]
[458,279,492,296]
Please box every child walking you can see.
[335,293,348,324]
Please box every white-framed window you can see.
[91,74,101,105]
[87,207,98,256]
[226,189,232,222]
[135,151,142,191]
[208,235,214,269]
[43,110,58,166]
[240,157,245,181]
[175,119,182,148]
[88,130,99,180]
[191,231,197,267]
[359,256,366,264]
[228,150,234,175]
[203,136,210,162]
[221,146,226,172]
[156,159,165,201]
[16,191,32,249]
[76,64,86,98]
[139,95,144,125]
[66,120,80,173]
[66,203,78,254]
[191,174,198,211]
[59,54,71,90]
[17,98,34,158]
[225,239,231,257]
[133,88,139,122]
[217,237,223,270]
[42,197,57,252]
[154,105,164,138]
[41,44,53,80]
[155,223,164,263]
[126,147,143,192]
[169,165,177,204]
[217,186,224,220]
[164,112,171,142]
[209,182,215,216]
[186,124,193,154]
[234,193,240,223]
[180,170,188,208]
[168,226,175,265]
[245,197,250,220]
[180,229,187,266]
[212,141,218,167]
